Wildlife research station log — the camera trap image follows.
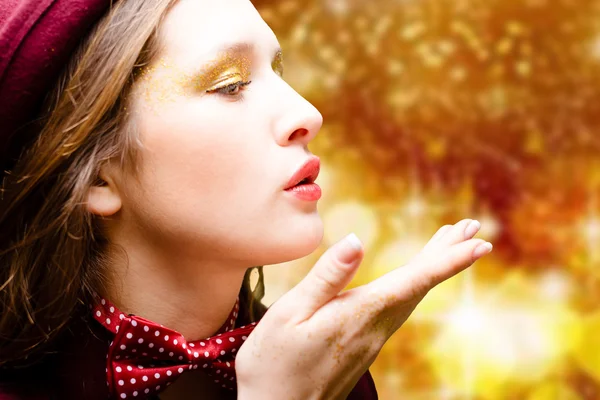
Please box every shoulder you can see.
[0,380,50,400]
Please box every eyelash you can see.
[207,80,252,97]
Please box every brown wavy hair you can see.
[0,0,266,368]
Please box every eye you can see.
[208,81,251,96]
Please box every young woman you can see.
[0,0,493,399]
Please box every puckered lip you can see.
[284,156,320,190]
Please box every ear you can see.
[87,165,122,217]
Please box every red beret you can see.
[0,0,112,171]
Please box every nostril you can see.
[288,128,309,142]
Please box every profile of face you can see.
[92,0,324,268]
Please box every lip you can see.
[284,156,321,190]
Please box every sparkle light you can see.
[256,0,600,397]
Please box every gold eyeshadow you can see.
[134,45,283,106]
[186,52,253,92]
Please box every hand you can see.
[236,219,492,400]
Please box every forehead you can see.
[157,0,278,66]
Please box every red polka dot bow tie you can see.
[92,297,256,399]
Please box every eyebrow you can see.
[191,42,282,76]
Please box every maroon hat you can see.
[0,0,112,172]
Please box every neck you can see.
[102,230,248,340]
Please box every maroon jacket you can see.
[0,313,377,400]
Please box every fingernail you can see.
[337,233,362,264]
[464,219,481,239]
[473,242,493,258]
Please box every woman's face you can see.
[117,0,324,266]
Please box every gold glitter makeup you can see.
[132,43,254,108]
[185,44,253,93]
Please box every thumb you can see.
[283,233,364,318]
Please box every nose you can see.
[272,82,323,147]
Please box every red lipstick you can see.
[284,157,322,201]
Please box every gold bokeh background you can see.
[252,0,600,398]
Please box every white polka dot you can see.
[131,349,137,353]
[167,370,172,376]
[204,351,209,357]
[126,333,133,339]
[133,391,138,397]
[143,326,149,332]
[159,348,164,353]
[216,370,221,374]
[173,339,178,345]
[118,380,124,386]
[220,350,225,355]
[154,373,160,379]
[144,389,150,394]
[242,336,247,340]
[96,311,101,317]
[168,352,174,357]
[156,386,161,391]
[155,331,160,337]
[120,394,126,399]
[131,320,137,327]
[101,299,106,305]
[226,361,231,367]
[182,343,186,349]
[109,306,115,313]
[126,366,132,371]
[115,326,119,332]
[216,339,222,344]
[187,349,191,355]
[203,364,208,368]
[193,352,199,358]
[115,355,120,360]
[105,318,111,324]
[138,338,144,344]
[232,349,236,353]
[120,345,126,350]
[120,314,125,320]
[229,337,235,343]
[116,366,122,372]
[200,342,205,346]
[189,343,194,347]
[138,365,144,369]
[215,380,220,383]
[222,384,226,388]
[178,356,183,360]
[178,368,184,373]
[142,376,148,382]
[224,373,228,378]
[130,378,136,384]
[164,335,169,341]
[148,343,154,348]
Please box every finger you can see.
[437,219,481,247]
[422,224,452,251]
[374,238,492,302]
[280,233,365,319]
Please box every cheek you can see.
[130,103,267,215]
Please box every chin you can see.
[256,214,324,265]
